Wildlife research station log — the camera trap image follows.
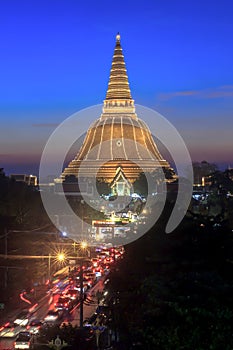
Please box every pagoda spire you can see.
[106,33,132,100]
[102,33,136,116]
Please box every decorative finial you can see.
[116,32,121,42]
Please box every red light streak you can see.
[20,292,32,305]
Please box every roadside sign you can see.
[54,336,62,347]
[0,303,4,310]
[48,335,68,349]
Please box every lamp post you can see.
[79,262,84,328]
[48,253,51,281]
[80,241,91,258]
[3,229,9,288]
[80,199,85,241]
[48,252,66,282]
[0,228,10,287]
[4,228,8,259]
[72,241,77,253]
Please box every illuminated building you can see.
[10,174,38,186]
[59,33,170,190]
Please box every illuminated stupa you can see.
[61,33,170,183]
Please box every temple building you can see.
[110,167,133,196]
[57,33,171,193]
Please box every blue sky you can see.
[0,0,233,175]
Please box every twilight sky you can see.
[0,0,233,176]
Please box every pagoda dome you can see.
[76,115,165,162]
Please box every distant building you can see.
[227,167,233,181]
[54,176,94,196]
[10,174,38,186]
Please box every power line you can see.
[0,254,89,259]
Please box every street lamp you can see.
[80,241,91,258]
[48,251,67,281]
[56,253,66,262]
[80,241,87,250]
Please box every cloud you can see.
[205,90,233,98]
[32,123,59,127]
[158,90,198,100]
[158,85,233,100]
[219,85,233,90]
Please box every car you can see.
[0,322,20,338]
[91,258,99,267]
[75,280,88,293]
[43,309,60,323]
[14,311,29,326]
[92,267,103,278]
[26,319,43,334]
[83,277,93,289]
[14,331,32,349]
[104,256,113,264]
[54,296,72,311]
[97,253,108,261]
[85,272,97,282]
[64,289,78,300]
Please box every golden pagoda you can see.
[61,33,170,184]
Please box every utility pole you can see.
[48,254,51,281]
[79,263,84,328]
[72,242,77,253]
[4,228,8,259]
[0,266,26,289]
[4,229,8,288]
[4,267,8,289]
[80,199,84,241]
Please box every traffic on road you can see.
[0,244,124,349]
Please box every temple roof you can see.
[110,167,132,189]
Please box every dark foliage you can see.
[0,169,50,230]
[106,198,233,349]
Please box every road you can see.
[0,275,106,349]
[0,244,122,349]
